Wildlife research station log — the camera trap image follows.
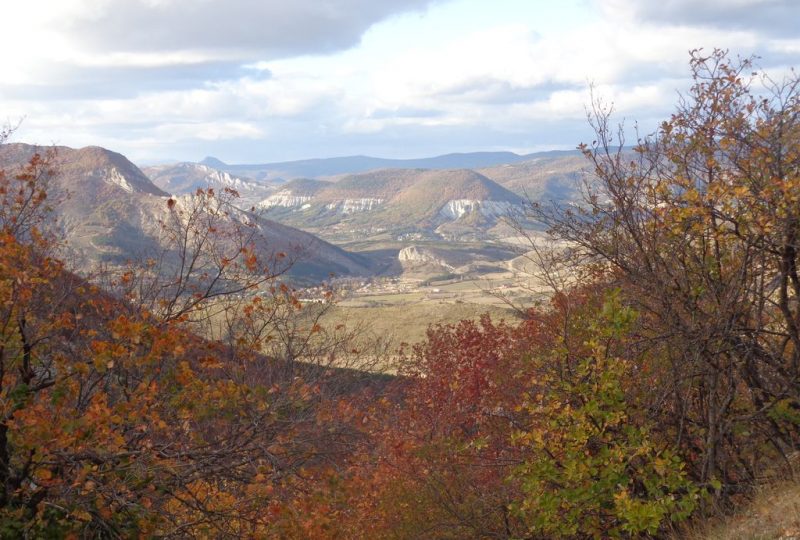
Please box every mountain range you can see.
[0,144,372,281]
[199,149,582,182]
[137,149,591,247]
[137,150,592,275]
[1,142,591,282]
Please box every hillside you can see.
[259,168,526,242]
[0,143,373,281]
[0,144,168,198]
[259,178,334,209]
[476,154,588,201]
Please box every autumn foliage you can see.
[531,49,800,498]
[0,135,382,537]
[287,288,696,539]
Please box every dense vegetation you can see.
[0,50,798,538]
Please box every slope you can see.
[258,168,525,242]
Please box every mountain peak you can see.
[0,143,168,197]
[200,156,228,168]
[392,168,524,205]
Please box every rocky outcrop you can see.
[259,190,313,209]
[105,167,137,193]
[145,162,273,207]
[437,199,518,220]
[398,246,455,270]
[194,164,258,192]
[325,198,384,214]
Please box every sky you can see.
[1,0,799,163]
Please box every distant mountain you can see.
[0,144,373,281]
[258,168,526,242]
[199,149,582,181]
[199,156,228,169]
[144,162,276,209]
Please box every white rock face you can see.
[438,199,517,220]
[106,168,134,193]
[196,164,259,192]
[325,198,384,214]
[258,190,313,208]
[398,246,454,270]
[439,199,479,219]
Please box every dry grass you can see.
[677,481,800,540]
[321,301,519,346]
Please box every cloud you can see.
[1,63,257,101]
[369,107,444,120]
[0,0,436,92]
[356,11,760,126]
[152,121,264,141]
[3,0,800,163]
[600,0,800,37]
[49,0,436,59]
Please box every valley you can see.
[320,266,542,345]
[141,150,584,342]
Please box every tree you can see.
[529,49,800,496]
[509,291,698,538]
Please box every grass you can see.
[675,481,800,540]
[321,301,520,345]
[435,279,487,292]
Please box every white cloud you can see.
[601,0,799,37]
[152,121,264,141]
